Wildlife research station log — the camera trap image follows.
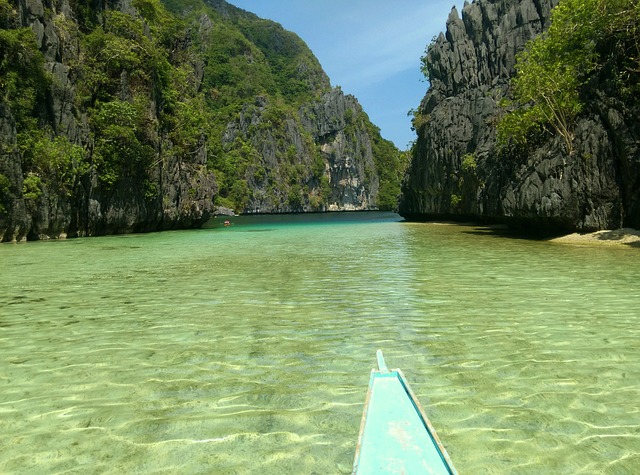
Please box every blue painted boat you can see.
[352,350,457,474]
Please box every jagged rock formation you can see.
[400,0,640,232]
[0,0,398,241]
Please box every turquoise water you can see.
[1,213,639,474]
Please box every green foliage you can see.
[68,0,99,31]
[285,145,297,163]
[498,0,640,153]
[53,11,80,48]
[19,131,87,195]
[160,0,203,15]
[210,134,257,205]
[461,153,477,173]
[0,172,10,213]
[168,94,209,161]
[135,0,186,51]
[201,24,275,104]
[0,14,88,202]
[143,179,158,201]
[79,8,174,107]
[365,118,409,211]
[420,35,439,83]
[501,37,585,153]
[319,173,331,202]
[90,100,154,187]
[229,179,251,210]
[0,0,18,29]
[312,151,326,178]
[214,195,236,211]
[22,174,43,200]
[408,108,429,132]
[81,26,139,102]
[133,0,163,23]
[236,17,329,102]
[0,26,49,123]
[340,109,406,210]
[443,152,482,213]
[73,0,186,191]
[287,184,303,207]
[344,108,354,124]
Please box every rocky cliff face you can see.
[299,89,379,212]
[221,89,378,214]
[0,0,391,241]
[400,0,640,232]
[0,0,218,240]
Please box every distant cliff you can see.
[0,0,404,241]
[400,0,640,232]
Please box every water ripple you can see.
[1,216,639,473]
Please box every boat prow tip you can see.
[375,349,389,373]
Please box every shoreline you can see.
[548,228,640,247]
[404,220,640,247]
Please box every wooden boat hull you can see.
[352,351,457,474]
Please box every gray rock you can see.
[400,0,639,232]
[222,89,379,214]
[301,89,379,211]
[0,104,31,242]
[213,206,236,216]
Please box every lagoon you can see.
[1,213,639,473]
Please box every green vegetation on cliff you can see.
[1,0,404,240]
[498,0,640,153]
[366,121,409,210]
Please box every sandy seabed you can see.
[549,228,640,246]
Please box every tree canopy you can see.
[498,0,640,153]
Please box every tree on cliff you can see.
[498,0,640,153]
[1,0,404,240]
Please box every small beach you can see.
[550,228,640,246]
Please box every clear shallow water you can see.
[1,212,639,474]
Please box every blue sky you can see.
[226,0,464,150]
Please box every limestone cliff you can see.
[221,89,379,214]
[400,0,640,232]
[0,0,399,241]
